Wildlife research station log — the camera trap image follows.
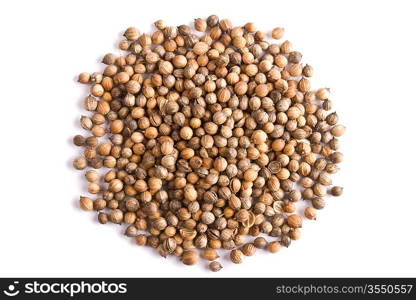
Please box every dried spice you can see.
[73,15,345,271]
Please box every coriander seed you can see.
[304,207,317,220]
[241,243,256,256]
[73,135,85,146]
[253,237,267,249]
[208,261,223,272]
[73,157,87,170]
[80,196,93,211]
[181,250,199,265]
[331,186,344,196]
[271,27,285,40]
[230,249,243,264]
[202,249,219,261]
[85,170,99,183]
[98,213,108,224]
[78,72,90,84]
[267,241,281,253]
[287,214,303,228]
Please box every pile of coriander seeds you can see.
[73,15,345,271]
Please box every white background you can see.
[0,0,415,277]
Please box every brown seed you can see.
[289,228,301,240]
[85,170,99,183]
[154,20,166,30]
[184,185,198,201]
[93,198,106,211]
[304,207,317,220]
[78,72,90,84]
[271,27,285,39]
[251,130,267,144]
[153,217,167,230]
[207,15,219,27]
[201,211,215,224]
[267,241,281,253]
[114,72,130,84]
[255,84,269,97]
[159,61,173,75]
[73,157,87,170]
[331,125,346,137]
[194,18,207,32]
[136,234,147,246]
[98,213,108,224]
[233,36,246,49]
[209,261,223,272]
[234,81,248,95]
[193,42,209,55]
[80,196,93,211]
[331,186,343,196]
[235,209,249,222]
[110,120,124,133]
[109,179,123,192]
[244,168,258,182]
[313,183,327,197]
[124,27,140,41]
[181,250,199,265]
[316,88,330,100]
[241,243,256,256]
[287,214,303,228]
[84,147,96,160]
[230,249,243,264]
[91,84,104,97]
[73,135,85,146]
[179,126,193,140]
[102,53,116,65]
[202,249,219,261]
[109,209,123,224]
[253,237,267,249]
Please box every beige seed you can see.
[271,27,285,39]
[181,250,199,265]
[80,196,93,211]
[230,249,243,264]
[331,125,346,137]
[267,241,281,253]
[193,42,209,55]
[287,214,303,228]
